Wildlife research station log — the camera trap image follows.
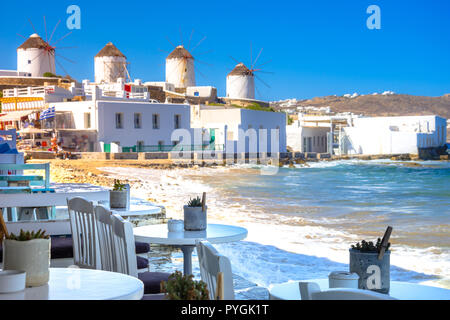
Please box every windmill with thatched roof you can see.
[226,45,272,100]
[94,42,129,83]
[165,45,196,89]
[17,33,56,77]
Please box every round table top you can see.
[133,223,248,246]
[269,278,450,300]
[0,268,144,300]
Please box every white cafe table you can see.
[133,223,248,275]
[269,278,450,300]
[0,268,144,300]
[99,198,163,218]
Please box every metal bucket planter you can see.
[110,190,127,208]
[3,239,51,287]
[349,249,390,294]
[183,206,207,231]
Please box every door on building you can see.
[209,129,216,143]
[307,137,312,152]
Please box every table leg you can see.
[180,246,194,276]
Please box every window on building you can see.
[174,114,181,129]
[115,113,123,129]
[248,124,252,129]
[28,60,31,64]
[194,91,199,97]
[313,136,316,146]
[134,113,142,129]
[152,114,160,129]
[303,137,307,152]
[84,112,91,129]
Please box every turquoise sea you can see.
[102,160,450,293]
[189,160,450,289]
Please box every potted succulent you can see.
[160,271,209,300]
[2,229,51,287]
[110,179,128,208]
[349,227,392,294]
[183,192,207,231]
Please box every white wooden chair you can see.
[94,205,116,272]
[67,197,100,269]
[110,213,170,295]
[195,240,235,300]
[299,281,397,300]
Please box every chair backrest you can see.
[67,197,99,269]
[195,240,234,300]
[299,282,321,300]
[299,281,396,300]
[94,205,115,272]
[110,213,138,277]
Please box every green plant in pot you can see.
[3,229,51,287]
[160,271,209,300]
[183,192,207,231]
[349,226,392,294]
[110,179,129,208]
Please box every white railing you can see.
[3,86,54,97]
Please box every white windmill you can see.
[165,45,196,89]
[94,42,129,84]
[226,46,272,100]
[16,17,76,77]
[17,33,56,77]
[226,63,255,99]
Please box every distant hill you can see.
[272,94,450,119]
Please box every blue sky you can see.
[0,0,449,100]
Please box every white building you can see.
[47,87,191,152]
[226,63,255,100]
[191,106,287,153]
[94,42,127,84]
[286,111,355,153]
[17,34,55,77]
[165,45,195,89]
[342,115,447,155]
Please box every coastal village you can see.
[0,29,449,302]
[0,33,447,163]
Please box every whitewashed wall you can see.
[186,86,216,98]
[287,124,329,152]
[94,56,127,84]
[97,101,191,147]
[17,48,55,77]
[51,101,94,130]
[343,116,447,155]
[198,108,286,153]
[226,75,255,99]
[166,58,195,88]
